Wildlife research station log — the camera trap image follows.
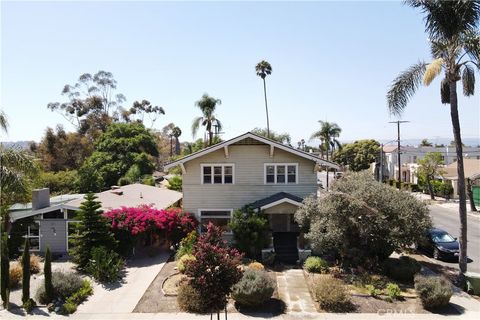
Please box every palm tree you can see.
[387,0,479,277]
[255,60,272,138]
[311,121,342,190]
[0,110,7,132]
[172,126,182,155]
[192,94,222,146]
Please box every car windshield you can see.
[431,232,455,243]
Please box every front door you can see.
[273,232,299,264]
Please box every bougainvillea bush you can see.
[183,223,243,314]
[103,206,197,253]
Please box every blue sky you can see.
[1,0,479,146]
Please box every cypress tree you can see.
[71,193,116,269]
[21,238,30,303]
[44,247,53,303]
[1,232,10,308]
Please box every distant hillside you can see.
[0,141,34,150]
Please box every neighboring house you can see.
[382,145,480,182]
[442,158,480,198]
[164,132,339,262]
[9,184,182,255]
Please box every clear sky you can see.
[1,0,479,146]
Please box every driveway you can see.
[76,252,168,314]
[428,204,480,273]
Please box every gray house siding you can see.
[38,219,67,253]
[182,144,318,216]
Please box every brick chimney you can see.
[32,188,50,210]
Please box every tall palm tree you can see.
[192,94,222,146]
[387,0,479,277]
[311,121,342,190]
[255,60,272,138]
[172,126,182,155]
[0,110,7,132]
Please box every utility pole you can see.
[379,144,384,182]
[389,120,409,184]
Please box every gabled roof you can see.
[443,158,480,180]
[250,192,304,210]
[164,132,339,170]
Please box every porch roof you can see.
[250,192,304,211]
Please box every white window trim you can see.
[264,163,298,185]
[66,220,80,251]
[23,221,40,252]
[198,209,233,234]
[200,163,235,185]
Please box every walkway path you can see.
[76,252,168,314]
[276,269,316,314]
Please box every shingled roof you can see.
[249,192,304,210]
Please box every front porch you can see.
[250,192,312,264]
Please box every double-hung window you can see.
[265,163,298,184]
[199,210,233,233]
[24,222,40,251]
[202,164,234,184]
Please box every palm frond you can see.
[430,39,449,59]
[0,110,8,132]
[191,116,203,138]
[387,61,427,115]
[214,119,223,132]
[440,78,450,104]
[462,64,475,96]
[423,58,443,85]
[463,31,480,68]
[0,146,38,196]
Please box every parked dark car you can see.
[417,228,460,261]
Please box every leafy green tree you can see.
[229,207,269,259]
[1,232,9,308]
[120,99,165,128]
[251,127,291,146]
[295,172,431,267]
[21,238,30,303]
[31,125,93,172]
[191,94,222,146]
[332,139,380,171]
[416,152,445,200]
[44,247,53,303]
[255,60,273,138]
[78,122,158,192]
[70,193,117,270]
[35,170,79,195]
[167,175,182,192]
[386,0,479,275]
[420,139,433,147]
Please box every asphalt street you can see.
[428,204,480,273]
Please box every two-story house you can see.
[164,132,339,262]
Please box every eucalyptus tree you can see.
[255,60,272,138]
[192,94,222,146]
[0,110,7,132]
[386,0,479,275]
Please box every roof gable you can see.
[164,132,339,170]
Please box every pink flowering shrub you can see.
[183,223,243,313]
[103,206,198,245]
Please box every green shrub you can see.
[22,298,36,313]
[60,280,93,314]
[36,271,83,303]
[232,269,275,307]
[414,275,452,309]
[177,282,209,313]
[229,207,269,259]
[365,284,381,297]
[386,283,402,300]
[117,177,132,186]
[86,247,124,283]
[382,256,421,283]
[304,256,329,274]
[177,254,196,274]
[61,301,77,314]
[314,277,353,312]
[44,247,53,304]
[167,175,182,192]
[22,238,30,303]
[175,231,197,260]
[142,176,155,186]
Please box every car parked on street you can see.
[417,228,460,261]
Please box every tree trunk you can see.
[449,80,468,279]
[467,178,477,212]
[326,151,329,190]
[263,78,270,139]
[427,177,435,200]
[208,130,213,146]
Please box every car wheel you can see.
[433,248,440,260]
